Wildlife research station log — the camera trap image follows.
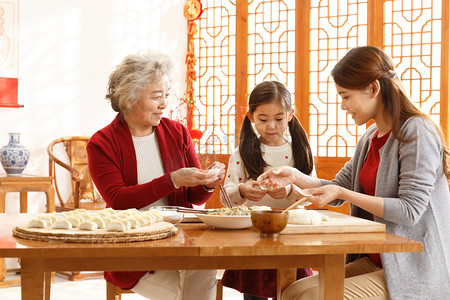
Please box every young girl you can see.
[220,81,315,300]
[258,46,450,300]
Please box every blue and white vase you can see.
[0,133,30,176]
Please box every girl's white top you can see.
[223,142,315,208]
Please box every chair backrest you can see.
[48,136,104,210]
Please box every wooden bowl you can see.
[251,210,288,237]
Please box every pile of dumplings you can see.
[27,208,164,232]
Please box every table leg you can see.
[0,191,5,213]
[0,258,5,281]
[20,192,28,213]
[277,268,297,299]
[21,258,45,300]
[45,272,52,300]
[319,254,345,300]
[44,185,55,213]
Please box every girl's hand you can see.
[267,186,289,199]
[257,166,296,189]
[302,185,343,207]
[239,181,267,201]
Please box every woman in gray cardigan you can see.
[258,46,450,300]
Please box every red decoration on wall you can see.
[0,77,20,107]
[184,0,203,134]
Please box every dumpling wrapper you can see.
[28,218,47,228]
[52,219,72,230]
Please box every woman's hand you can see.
[171,165,222,188]
[239,181,267,201]
[301,185,343,207]
[257,166,296,189]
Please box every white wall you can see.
[0,0,187,213]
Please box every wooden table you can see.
[0,175,55,288]
[0,214,422,300]
[0,174,55,213]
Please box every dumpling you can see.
[38,214,56,225]
[79,221,98,231]
[28,218,47,228]
[67,215,83,228]
[52,219,72,230]
[89,217,106,229]
[117,218,131,230]
[77,212,91,222]
[126,217,141,229]
[288,209,323,225]
[93,210,110,217]
[144,209,163,222]
[140,214,156,225]
[133,215,148,227]
[106,221,126,232]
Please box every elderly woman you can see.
[87,52,225,300]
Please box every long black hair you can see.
[239,81,314,180]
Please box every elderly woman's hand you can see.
[203,161,226,189]
[170,161,225,188]
[257,166,296,189]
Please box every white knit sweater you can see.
[223,142,315,208]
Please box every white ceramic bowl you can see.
[196,214,252,229]
[153,206,184,224]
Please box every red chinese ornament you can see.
[184,0,203,21]
[189,129,203,141]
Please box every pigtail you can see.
[289,116,314,175]
[239,116,267,180]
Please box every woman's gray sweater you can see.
[322,117,450,299]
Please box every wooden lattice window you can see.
[191,0,450,183]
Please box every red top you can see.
[87,114,213,290]
[359,130,390,268]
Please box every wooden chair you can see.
[47,136,105,211]
[106,277,223,300]
[47,136,105,281]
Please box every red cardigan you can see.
[87,113,213,290]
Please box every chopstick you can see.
[281,197,308,214]
[219,184,233,208]
[177,207,208,214]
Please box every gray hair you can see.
[106,52,174,112]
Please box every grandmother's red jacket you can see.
[87,113,213,290]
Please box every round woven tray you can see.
[12,221,178,243]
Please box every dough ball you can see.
[288,209,323,225]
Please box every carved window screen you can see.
[192,0,449,159]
